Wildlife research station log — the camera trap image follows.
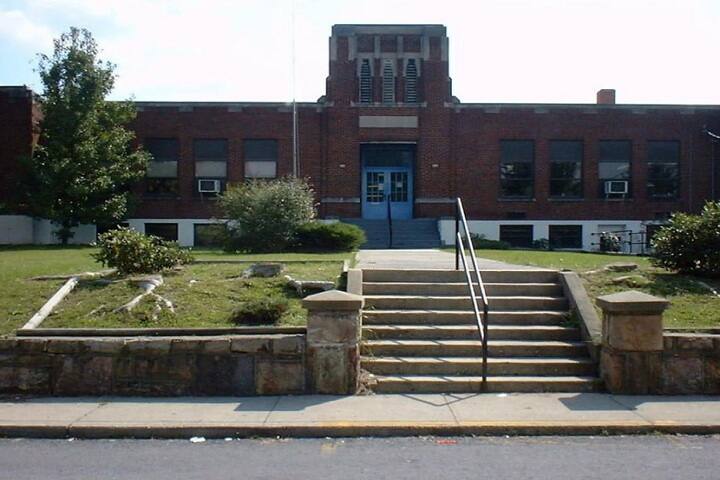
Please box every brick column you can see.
[597,290,669,394]
[303,290,363,394]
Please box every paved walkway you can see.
[356,249,547,270]
[2,393,720,438]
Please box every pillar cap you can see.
[303,289,364,311]
[596,290,669,314]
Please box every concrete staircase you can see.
[342,219,440,249]
[360,268,601,393]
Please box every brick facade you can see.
[1,24,719,241]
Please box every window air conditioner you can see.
[604,180,628,195]
[198,179,221,193]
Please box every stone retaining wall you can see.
[0,334,307,396]
[661,333,720,394]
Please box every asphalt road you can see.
[1,435,719,479]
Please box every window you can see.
[549,225,582,249]
[382,59,395,104]
[144,223,178,242]
[144,138,179,197]
[405,59,418,103]
[194,139,228,195]
[500,140,534,199]
[500,225,534,248]
[96,222,129,239]
[145,138,179,162]
[244,139,278,179]
[193,223,227,247]
[647,141,680,199]
[550,140,583,198]
[599,140,631,198]
[359,59,372,103]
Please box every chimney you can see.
[597,89,616,105]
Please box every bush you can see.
[229,296,289,325]
[650,202,720,277]
[599,232,622,252]
[293,222,366,251]
[469,233,511,250]
[218,177,316,252]
[93,227,194,275]
[532,238,550,250]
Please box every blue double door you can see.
[360,144,415,220]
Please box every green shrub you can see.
[599,232,622,252]
[293,222,366,251]
[650,202,720,277]
[469,233,511,250]
[93,227,194,275]
[229,296,289,325]
[218,177,316,252]
[532,238,550,250]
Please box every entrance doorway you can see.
[361,144,414,220]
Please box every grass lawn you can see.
[0,246,354,335]
[443,247,720,328]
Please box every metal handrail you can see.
[386,193,393,248]
[454,198,489,387]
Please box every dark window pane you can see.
[361,144,414,168]
[145,178,179,196]
[194,139,228,161]
[599,141,631,163]
[244,140,278,161]
[647,141,679,199]
[550,141,582,162]
[194,224,227,247]
[501,140,534,162]
[145,223,178,242]
[145,138,179,162]
[550,179,582,198]
[648,141,680,163]
[500,179,533,198]
[599,141,632,198]
[549,225,582,249]
[500,225,534,248]
[500,140,534,198]
[550,141,583,198]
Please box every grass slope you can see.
[0,247,353,334]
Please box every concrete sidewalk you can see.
[356,249,546,270]
[2,393,720,438]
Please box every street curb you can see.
[2,422,720,439]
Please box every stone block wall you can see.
[0,334,307,396]
[661,333,720,394]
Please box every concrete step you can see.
[364,295,568,311]
[362,310,569,326]
[361,356,598,376]
[362,340,589,357]
[362,269,559,284]
[362,282,562,297]
[363,325,581,341]
[371,375,602,393]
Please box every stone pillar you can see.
[597,290,669,394]
[303,289,364,394]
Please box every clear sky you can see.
[1,0,718,104]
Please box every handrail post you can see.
[386,193,393,249]
[454,199,459,270]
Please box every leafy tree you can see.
[23,27,149,243]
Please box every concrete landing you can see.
[1,394,720,438]
[356,249,549,270]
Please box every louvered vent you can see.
[359,59,372,103]
[405,59,418,103]
[382,59,395,104]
